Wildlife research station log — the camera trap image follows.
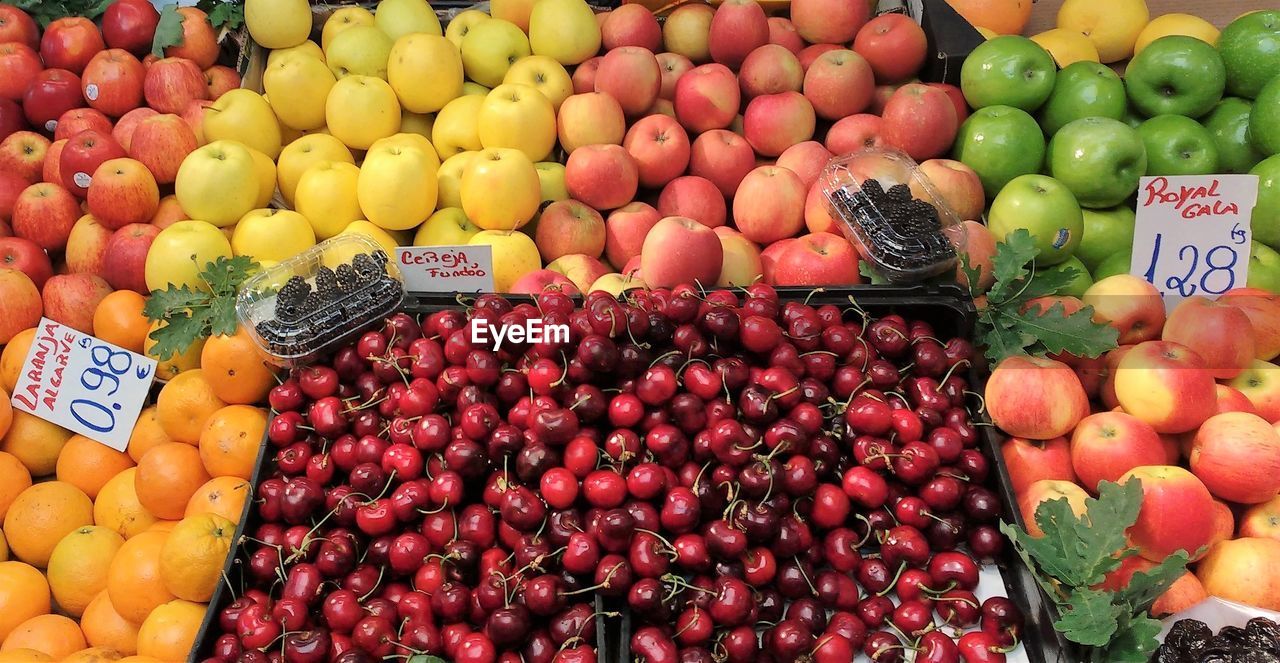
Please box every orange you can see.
[0,386,11,440]
[46,526,126,617]
[201,327,277,404]
[155,369,227,444]
[146,521,179,534]
[0,450,32,520]
[144,322,204,382]
[2,481,94,567]
[0,328,34,393]
[943,0,1032,35]
[1,410,73,476]
[159,514,233,602]
[126,407,174,463]
[81,591,140,655]
[1,614,86,658]
[135,443,212,520]
[0,530,7,561]
[184,476,250,524]
[56,435,137,500]
[62,647,125,663]
[136,600,204,662]
[94,468,159,539]
[0,561,50,641]
[198,405,266,479]
[105,531,175,624]
[0,650,52,662]
[92,291,151,354]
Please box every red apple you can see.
[0,42,42,102]
[1162,296,1255,379]
[1190,412,1280,504]
[1082,275,1167,344]
[557,93,626,153]
[776,141,833,190]
[565,144,638,211]
[101,222,158,293]
[1214,384,1259,415]
[640,215,723,287]
[742,91,815,157]
[766,17,804,55]
[12,182,81,251]
[0,267,40,343]
[714,226,763,286]
[0,131,49,183]
[144,57,209,114]
[1100,346,1132,411]
[1196,537,1280,611]
[656,52,693,101]
[1001,436,1075,497]
[689,129,755,197]
[986,355,1090,440]
[790,0,868,45]
[595,46,662,118]
[103,0,161,56]
[0,236,52,288]
[53,108,113,142]
[203,65,240,100]
[1120,465,1217,562]
[1115,340,1217,434]
[674,63,740,134]
[881,83,958,161]
[81,48,146,117]
[927,82,969,125]
[804,182,839,234]
[112,107,158,152]
[707,0,768,70]
[622,114,690,189]
[546,254,611,293]
[0,171,25,222]
[534,200,606,262]
[802,49,875,122]
[0,5,39,50]
[657,176,725,229]
[510,269,580,296]
[571,56,602,95]
[1018,480,1088,538]
[738,44,803,99]
[23,69,85,134]
[41,17,105,75]
[917,159,985,222]
[952,219,996,290]
[601,4,662,52]
[1154,573,1208,617]
[0,97,27,141]
[852,13,928,83]
[1229,360,1280,423]
[1240,494,1280,541]
[65,213,111,275]
[42,139,67,184]
[1070,411,1166,492]
[128,112,196,184]
[604,202,661,269]
[1209,499,1235,548]
[60,129,126,198]
[42,272,114,334]
[770,231,861,286]
[733,165,805,244]
[825,113,885,155]
[163,8,219,70]
[798,44,840,71]
[621,256,641,278]
[1220,287,1280,361]
[87,157,159,230]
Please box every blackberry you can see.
[859,178,885,201]
[353,253,382,281]
[302,292,323,312]
[886,183,912,204]
[315,266,339,300]
[336,264,358,293]
[277,275,310,305]
[372,249,389,266]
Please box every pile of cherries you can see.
[200,284,1025,663]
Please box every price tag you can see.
[1130,175,1260,311]
[396,245,496,293]
[9,319,157,452]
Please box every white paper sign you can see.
[396,245,495,293]
[1130,175,1259,310]
[10,319,157,452]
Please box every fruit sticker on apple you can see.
[1130,174,1260,310]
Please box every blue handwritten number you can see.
[91,345,132,375]
[80,368,121,396]
[1231,223,1248,245]
[70,399,114,433]
[1143,233,1163,284]
[1200,246,1238,295]
[1166,245,1199,297]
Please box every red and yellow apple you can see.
[0,131,49,184]
[1114,341,1217,434]
[11,182,80,251]
[101,222,159,293]
[1240,495,1280,541]
[673,63,740,134]
[742,91,815,157]
[0,268,40,343]
[802,49,874,121]
[1082,275,1166,344]
[1001,436,1075,497]
[770,231,861,286]
[65,213,111,275]
[546,254,611,293]
[623,113,691,189]
[713,226,763,287]
[1163,296,1255,380]
[1119,465,1217,562]
[775,140,833,190]
[595,46,661,118]
[143,57,208,114]
[556,92,625,152]
[1190,412,1280,504]
[564,144,638,211]
[1221,287,1280,361]
[534,200,605,262]
[640,216,723,288]
[733,166,806,245]
[1227,360,1280,423]
[1196,538,1280,611]
[658,175,726,229]
[707,0,769,70]
[825,113,885,155]
[604,202,661,269]
[1018,479,1088,538]
[986,355,1090,440]
[43,272,113,333]
[688,129,754,197]
[1069,411,1166,492]
[86,157,159,230]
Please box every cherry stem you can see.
[876,561,909,598]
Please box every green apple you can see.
[1038,61,1127,136]
[1076,206,1136,272]
[1252,154,1280,250]
[1217,11,1280,99]
[1248,76,1280,156]
[1249,240,1280,293]
[1046,117,1147,209]
[1093,249,1133,281]
[1125,36,1226,118]
[1203,97,1265,173]
[988,174,1083,266]
[1137,115,1219,176]
[1036,255,1093,298]
[952,105,1046,199]
[960,36,1057,112]
[1122,105,1144,130]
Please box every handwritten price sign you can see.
[9,319,157,452]
[1130,175,1260,310]
[397,245,496,293]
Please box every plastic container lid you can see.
[236,234,405,366]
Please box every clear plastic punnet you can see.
[820,149,968,283]
[237,235,405,366]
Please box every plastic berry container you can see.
[820,149,968,283]
[237,235,405,367]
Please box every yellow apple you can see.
[469,230,541,291]
[504,55,574,111]
[326,25,393,79]
[322,7,375,52]
[491,0,534,32]
[337,219,401,257]
[460,19,530,88]
[529,0,601,66]
[268,41,325,67]
[445,10,490,50]
[202,89,283,159]
[535,161,568,204]
[477,83,556,162]
[375,0,442,40]
[400,112,434,139]
[277,134,354,205]
[371,131,440,157]
[462,82,490,97]
[263,52,336,131]
[461,148,542,231]
[246,0,311,50]
[414,207,481,246]
[388,33,462,114]
[358,141,440,231]
[175,140,260,227]
[247,146,277,207]
[590,272,646,296]
[432,95,484,159]
[232,208,316,264]
[144,220,234,291]
[295,160,363,239]
[326,75,401,150]
[438,151,478,209]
